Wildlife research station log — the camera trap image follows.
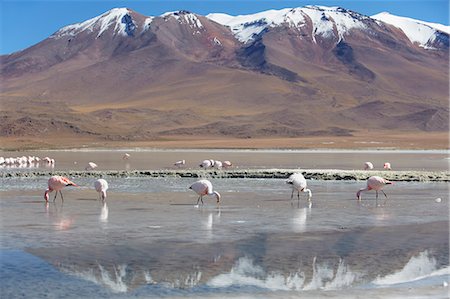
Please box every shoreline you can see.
[2,169,449,181]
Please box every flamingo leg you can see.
[381,190,388,198]
[53,192,57,202]
[297,191,300,201]
[60,191,64,202]
[290,189,294,200]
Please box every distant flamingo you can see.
[85,162,98,171]
[94,179,109,200]
[199,160,213,168]
[222,161,233,168]
[364,162,374,170]
[214,160,223,169]
[384,162,392,170]
[357,176,393,201]
[123,153,130,160]
[44,175,77,202]
[286,173,312,201]
[174,160,186,168]
[189,179,221,205]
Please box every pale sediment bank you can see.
[1,169,449,181]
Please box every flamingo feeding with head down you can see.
[189,179,221,205]
[384,162,392,170]
[357,176,393,201]
[94,179,109,201]
[174,160,186,168]
[44,175,77,202]
[286,173,312,201]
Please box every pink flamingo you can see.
[286,173,312,201]
[357,176,393,201]
[94,179,109,200]
[189,179,221,205]
[384,162,392,170]
[44,175,77,202]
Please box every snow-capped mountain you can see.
[0,6,448,143]
[371,12,450,49]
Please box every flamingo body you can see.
[85,162,98,171]
[286,173,312,201]
[364,162,374,170]
[94,179,109,200]
[357,176,393,200]
[384,162,392,170]
[44,175,77,202]
[174,160,186,167]
[189,179,221,205]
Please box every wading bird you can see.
[174,160,186,168]
[44,176,77,202]
[356,176,393,202]
[364,162,374,170]
[94,179,109,201]
[85,162,98,171]
[286,173,312,201]
[189,179,221,205]
[384,162,392,170]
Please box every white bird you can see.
[85,162,98,171]
[199,160,213,168]
[384,162,392,170]
[123,153,130,160]
[364,162,374,170]
[222,161,233,168]
[286,173,312,201]
[214,160,223,169]
[94,179,109,200]
[189,179,221,205]
[174,160,186,168]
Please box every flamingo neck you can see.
[44,189,50,201]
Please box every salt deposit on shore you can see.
[1,169,448,181]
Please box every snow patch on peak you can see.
[52,8,137,39]
[162,11,204,30]
[207,6,367,44]
[372,12,449,48]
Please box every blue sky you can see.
[1,0,449,54]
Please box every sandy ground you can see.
[0,131,448,150]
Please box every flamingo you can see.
[364,162,374,170]
[286,173,312,201]
[384,162,392,170]
[214,160,223,169]
[123,153,130,160]
[174,160,186,168]
[44,175,77,202]
[357,176,393,201]
[189,179,221,205]
[222,161,233,168]
[94,179,109,200]
[199,160,213,168]
[85,162,98,171]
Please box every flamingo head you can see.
[44,189,50,202]
[101,190,107,200]
[356,190,362,200]
[213,191,221,204]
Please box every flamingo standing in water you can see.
[384,162,392,170]
[357,176,393,201]
[85,162,98,171]
[94,179,109,201]
[286,173,312,201]
[189,179,221,205]
[174,160,186,168]
[44,175,77,202]
[364,162,374,170]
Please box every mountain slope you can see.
[0,6,448,147]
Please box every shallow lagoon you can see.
[0,150,449,298]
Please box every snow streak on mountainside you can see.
[371,12,450,49]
